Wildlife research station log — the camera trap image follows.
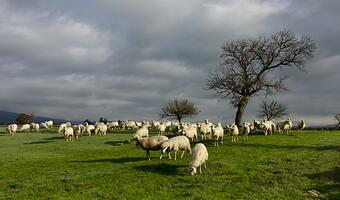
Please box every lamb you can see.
[58,123,68,134]
[19,124,30,132]
[40,122,49,129]
[33,123,40,132]
[227,124,239,143]
[85,123,95,136]
[298,120,306,130]
[73,125,81,139]
[158,123,167,135]
[133,135,169,160]
[189,143,208,175]
[134,125,149,138]
[277,118,293,134]
[181,125,198,142]
[6,124,18,135]
[46,120,53,128]
[242,122,251,140]
[212,122,224,146]
[95,124,108,136]
[260,120,276,136]
[160,136,191,160]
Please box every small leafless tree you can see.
[257,100,287,121]
[207,30,316,126]
[160,98,199,122]
[334,114,340,128]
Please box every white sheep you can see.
[212,122,224,146]
[189,143,208,175]
[62,126,74,142]
[19,124,30,132]
[242,122,251,140]
[158,123,167,135]
[298,120,306,130]
[260,120,276,135]
[46,120,53,128]
[160,136,191,160]
[199,120,213,140]
[6,124,18,135]
[33,123,40,132]
[182,125,198,142]
[134,125,149,138]
[95,124,108,136]
[133,135,169,160]
[85,123,95,136]
[40,122,49,129]
[278,118,293,134]
[227,124,239,143]
[58,123,68,134]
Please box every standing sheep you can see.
[242,122,251,140]
[227,124,239,143]
[189,143,208,175]
[161,136,191,160]
[6,124,18,135]
[19,124,30,132]
[95,124,108,136]
[133,135,169,160]
[182,125,198,142]
[62,126,74,142]
[134,125,149,138]
[298,120,306,130]
[212,122,224,146]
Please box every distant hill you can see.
[0,110,79,125]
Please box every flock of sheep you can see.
[4,118,306,175]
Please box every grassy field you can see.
[0,127,339,200]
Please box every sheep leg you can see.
[167,151,172,160]
[147,150,151,161]
[204,163,207,168]
[199,165,202,174]
[174,151,177,160]
[180,150,185,159]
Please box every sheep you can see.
[6,124,18,135]
[73,125,81,139]
[46,120,53,128]
[19,124,30,132]
[181,125,198,142]
[212,122,224,146]
[160,136,191,160]
[85,123,95,136]
[133,135,169,160]
[227,124,239,143]
[199,120,213,140]
[58,123,68,134]
[62,126,74,142]
[277,118,293,135]
[259,120,276,136]
[158,123,167,135]
[40,122,49,129]
[242,122,251,140]
[107,121,119,130]
[189,143,208,175]
[95,124,108,136]
[134,125,149,138]
[33,123,40,132]
[298,120,306,130]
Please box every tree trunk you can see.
[235,96,249,127]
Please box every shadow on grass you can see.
[70,157,146,164]
[134,163,186,175]
[236,143,340,151]
[306,167,340,199]
[104,140,130,146]
[24,140,54,144]
[43,136,64,141]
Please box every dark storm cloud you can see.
[0,0,339,125]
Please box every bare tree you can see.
[257,100,287,121]
[160,98,199,122]
[207,30,316,126]
[334,114,340,128]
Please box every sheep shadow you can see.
[133,163,186,175]
[235,143,340,152]
[43,136,64,141]
[70,157,146,164]
[24,140,54,145]
[104,140,130,146]
[305,167,340,199]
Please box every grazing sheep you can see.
[58,123,68,134]
[227,124,239,143]
[212,122,224,146]
[298,120,306,130]
[95,124,108,136]
[134,125,149,138]
[6,124,18,135]
[242,122,251,140]
[19,124,30,132]
[181,125,198,142]
[107,121,119,130]
[33,123,39,132]
[161,136,191,160]
[189,143,208,175]
[40,122,49,129]
[133,135,169,160]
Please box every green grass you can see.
[0,127,339,200]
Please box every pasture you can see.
[0,127,339,200]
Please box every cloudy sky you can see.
[0,0,339,125]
